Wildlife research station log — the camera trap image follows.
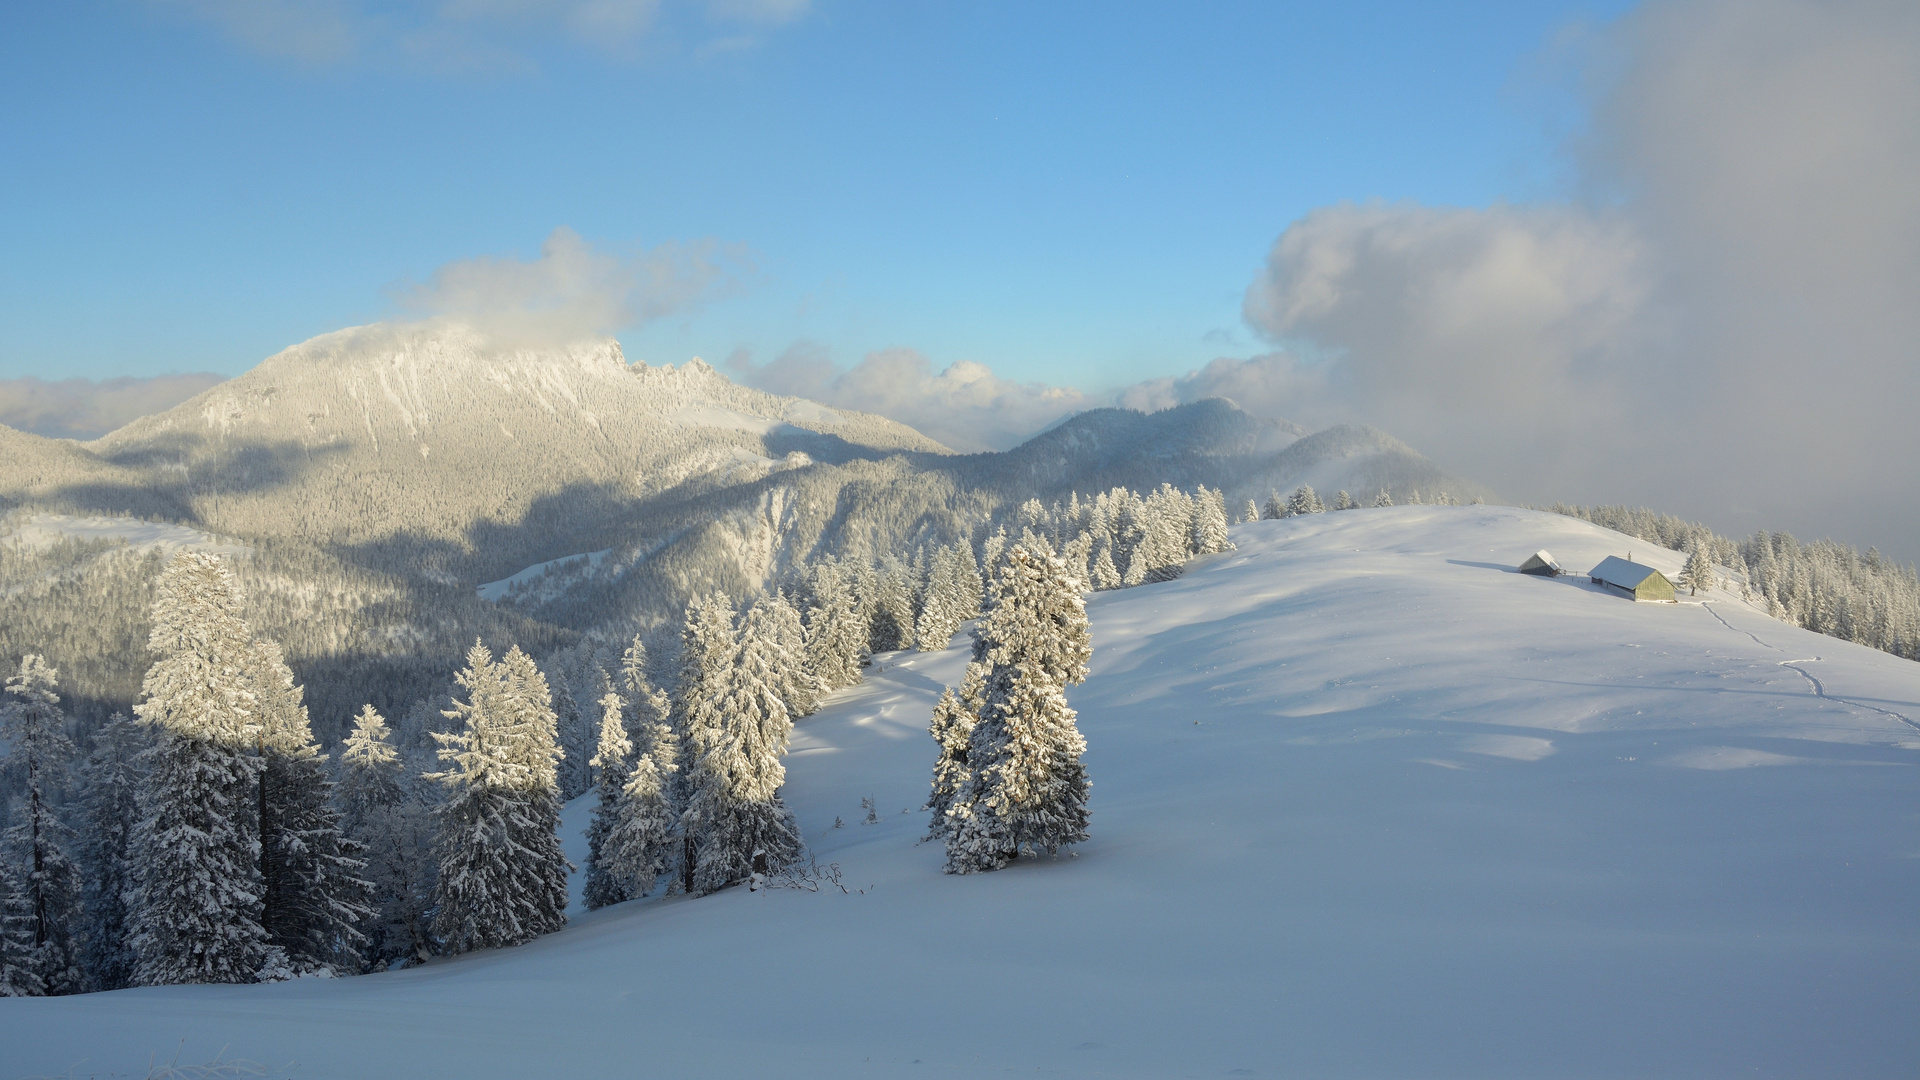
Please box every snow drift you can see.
[3,505,1915,1078]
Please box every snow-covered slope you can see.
[6,506,1916,1078]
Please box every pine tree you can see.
[761,592,823,717]
[583,691,633,910]
[685,602,802,894]
[866,556,917,653]
[252,641,368,975]
[338,704,433,969]
[1190,486,1234,555]
[1333,490,1355,511]
[0,655,82,995]
[925,661,985,839]
[804,561,867,691]
[1287,485,1325,516]
[429,641,569,955]
[1263,490,1287,520]
[944,545,1094,873]
[1374,488,1393,508]
[77,712,143,991]
[1088,538,1122,591]
[616,635,677,778]
[1242,498,1260,524]
[129,552,270,986]
[1680,543,1714,597]
[550,669,591,801]
[674,594,738,892]
[916,542,984,651]
[0,859,43,997]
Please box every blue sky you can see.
[1,1,1624,386]
[6,1,1916,558]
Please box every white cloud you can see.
[0,374,228,441]
[394,227,750,345]
[1214,0,1920,552]
[728,344,1096,453]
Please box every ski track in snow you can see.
[5,506,1919,1079]
[1701,599,1920,733]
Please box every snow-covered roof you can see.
[1588,555,1662,590]
[1520,549,1561,570]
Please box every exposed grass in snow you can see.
[4,506,1917,1078]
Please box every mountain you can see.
[0,322,1485,733]
[8,506,1914,1077]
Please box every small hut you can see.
[1588,556,1676,602]
[1518,550,1563,577]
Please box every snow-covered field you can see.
[7,506,1917,1079]
[0,513,247,557]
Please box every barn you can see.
[1519,550,1563,576]
[1588,556,1676,602]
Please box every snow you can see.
[1589,553,1667,591]
[475,550,610,602]
[666,405,780,435]
[1,513,248,556]
[6,505,1918,1077]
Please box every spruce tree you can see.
[1242,498,1260,524]
[129,552,270,986]
[685,602,801,894]
[1333,490,1356,511]
[252,641,368,975]
[804,561,867,691]
[338,704,433,968]
[429,641,569,955]
[1374,488,1393,508]
[944,545,1093,873]
[78,712,144,991]
[762,592,823,718]
[674,594,738,892]
[0,655,82,995]
[1679,542,1714,596]
[1190,486,1234,555]
[1263,490,1287,520]
[0,860,43,997]
[925,660,985,840]
[583,691,633,910]
[1287,485,1325,516]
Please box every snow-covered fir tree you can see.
[943,545,1094,873]
[1190,486,1234,555]
[1333,490,1356,510]
[550,668,591,802]
[1287,485,1325,516]
[865,556,917,653]
[252,640,368,975]
[582,690,633,910]
[925,659,986,840]
[1679,543,1714,596]
[0,655,82,995]
[1263,490,1287,520]
[804,559,868,692]
[616,634,677,775]
[674,593,739,892]
[0,858,45,997]
[1088,537,1122,591]
[1374,488,1393,508]
[761,591,822,718]
[916,541,984,650]
[595,686,676,903]
[129,552,270,986]
[337,704,433,969]
[428,641,570,954]
[77,711,143,990]
[684,601,802,894]
[1242,498,1260,524]
[980,527,1009,597]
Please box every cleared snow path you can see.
[5,506,1917,1079]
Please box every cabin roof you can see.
[1589,555,1664,590]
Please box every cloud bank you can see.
[396,226,750,346]
[1229,0,1920,549]
[727,344,1095,454]
[0,374,228,441]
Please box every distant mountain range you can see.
[0,323,1488,729]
